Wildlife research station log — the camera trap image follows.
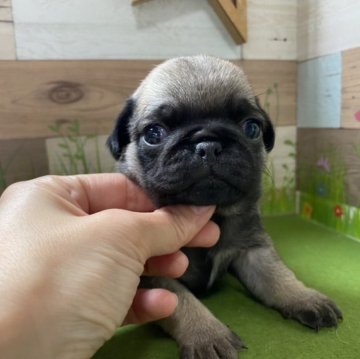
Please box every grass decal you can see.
[262,138,296,216]
[49,120,102,175]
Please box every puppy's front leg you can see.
[230,243,342,330]
[142,277,245,359]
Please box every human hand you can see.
[0,174,219,359]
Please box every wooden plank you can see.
[131,0,151,5]
[132,0,248,44]
[0,0,16,59]
[342,47,360,129]
[0,22,16,59]
[209,0,247,44]
[297,128,360,207]
[237,60,297,126]
[0,138,48,192]
[0,59,297,140]
[267,126,296,188]
[298,0,360,61]
[46,135,114,175]
[297,53,342,128]
[131,0,247,44]
[241,0,297,60]
[0,60,160,140]
[11,0,240,60]
[0,0,13,21]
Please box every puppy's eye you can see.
[143,124,168,145]
[243,120,261,139]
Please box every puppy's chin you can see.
[154,177,245,207]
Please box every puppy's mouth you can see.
[155,172,244,206]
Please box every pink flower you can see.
[316,156,331,172]
[355,111,360,122]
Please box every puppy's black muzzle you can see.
[195,141,222,162]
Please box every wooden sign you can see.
[132,0,247,44]
[131,0,150,4]
[209,0,247,44]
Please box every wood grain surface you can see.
[298,0,360,61]
[297,53,342,128]
[0,0,16,59]
[238,60,297,126]
[209,0,247,44]
[0,138,48,191]
[11,0,241,60]
[10,0,298,61]
[0,59,297,140]
[0,60,160,140]
[242,0,297,60]
[342,47,360,129]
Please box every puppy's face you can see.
[108,56,274,208]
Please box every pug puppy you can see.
[107,55,342,358]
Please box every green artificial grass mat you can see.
[94,215,360,358]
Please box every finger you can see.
[187,220,220,248]
[143,251,189,278]
[71,174,156,213]
[123,288,178,325]
[36,174,155,214]
[139,205,216,257]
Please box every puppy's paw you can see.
[281,290,342,330]
[180,327,245,359]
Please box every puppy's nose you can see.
[195,141,222,161]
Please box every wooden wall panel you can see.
[238,60,297,126]
[297,53,342,128]
[0,59,297,140]
[342,47,360,129]
[0,138,48,192]
[0,60,160,140]
[267,126,296,187]
[242,0,297,60]
[11,0,241,60]
[297,129,360,207]
[298,0,360,61]
[0,0,16,59]
[10,0,300,61]
[46,135,114,175]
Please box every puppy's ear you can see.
[255,97,275,152]
[107,98,134,160]
[262,114,275,152]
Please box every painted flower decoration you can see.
[334,204,344,218]
[303,202,313,218]
[316,156,331,172]
[317,183,327,197]
[355,110,360,122]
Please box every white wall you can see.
[11,0,297,60]
[298,0,360,61]
[5,1,360,62]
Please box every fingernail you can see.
[171,292,179,308]
[190,206,214,215]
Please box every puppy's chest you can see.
[180,246,238,295]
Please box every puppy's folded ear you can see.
[255,97,275,152]
[107,98,134,160]
[262,115,275,152]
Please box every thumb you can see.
[139,205,216,257]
